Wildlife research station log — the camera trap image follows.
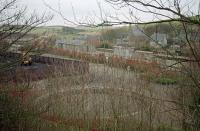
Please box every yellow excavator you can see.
[21,52,32,66]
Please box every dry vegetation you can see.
[1,0,200,130]
[1,61,184,131]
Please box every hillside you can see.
[31,26,85,40]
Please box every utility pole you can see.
[128,23,132,45]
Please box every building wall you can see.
[113,46,135,58]
[64,44,96,53]
[150,33,168,48]
[132,51,154,61]
[150,39,167,48]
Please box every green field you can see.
[31,26,86,40]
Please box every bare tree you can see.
[99,0,200,130]
[0,0,52,71]
[42,0,200,130]
[0,0,53,130]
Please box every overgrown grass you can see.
[30,26,86,40]
[143,71,181,85]
[48,48,182,85]
[1,49,185,130]
[139,46,154,52]
[155,77,178,85]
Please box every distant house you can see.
[55,40,65,48]
[116,38,129,45]
[63,38,96,53]
[150,33,168,48]
[113,44,135,58]
[55,36,96,53]
[76,34,88,40]
[64,42,96,53]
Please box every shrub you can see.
[155,77,177,85]
[98,43,112,49]
[139,46,154,52]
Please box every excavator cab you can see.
[21,52,32,66]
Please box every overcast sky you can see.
[19,0,199,26]
[19,0,119,26]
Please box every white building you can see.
[55,40,65,48]
[55,38,96,53]
[150,33,168,48]
[113,44,135,58]
[64,42,96,53]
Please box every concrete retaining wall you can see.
[0,52,89,83]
